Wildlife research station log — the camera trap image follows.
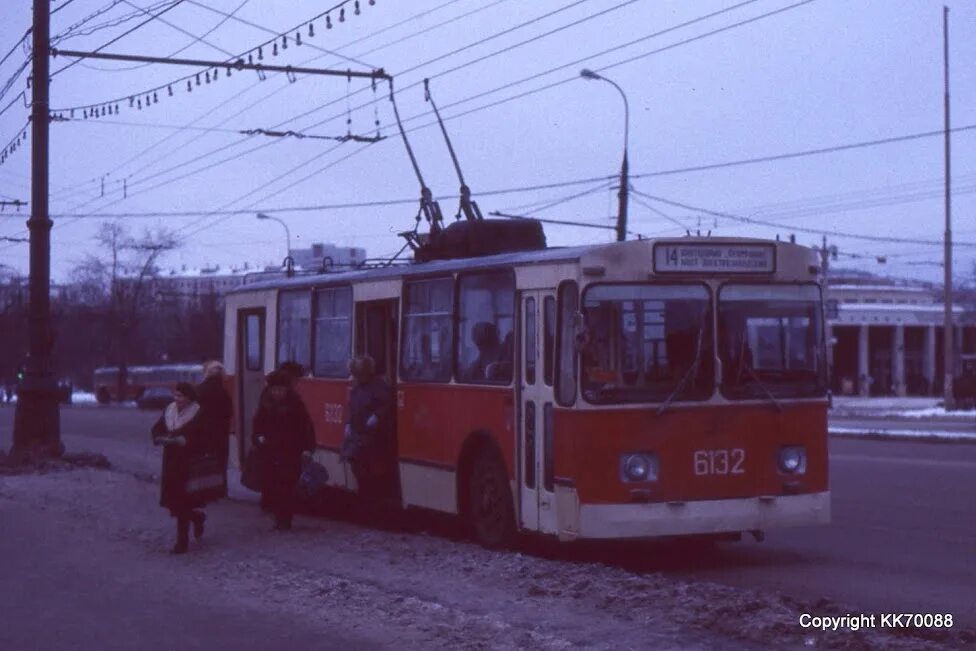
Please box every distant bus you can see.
[223,234,830,547]
[93,364,204,403]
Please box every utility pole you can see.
[942,6,955,410]
[11,0,62,460]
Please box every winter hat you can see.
[174,382,197,401]
[265,370,291,388]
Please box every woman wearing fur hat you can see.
[252,370,315,530]
[151,382,210,554]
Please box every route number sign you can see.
[654,243,775,273]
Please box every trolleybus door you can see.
[519,291,558,535]
[350,299,399,494]
[236,308,266,466]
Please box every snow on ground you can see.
[830,426,976,442]
[1,466,971,650]
[877,406,976,419]
[831,396,975,421]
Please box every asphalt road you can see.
[2,405,975,630]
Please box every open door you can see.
[518,290,557,535]
[236,308,266,465]
[348,299,399,496]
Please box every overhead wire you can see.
[168,0,821,241]
[75,0,605,201]
[46,0,477,202]
[49,0,385,110]
[94,0,773,210]
[186,0,374,70]
[50,0,604,214]
[628,189,976,248]
[51,0,188,79]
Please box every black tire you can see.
[468,450,516,549]
[95,388,110,404]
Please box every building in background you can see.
[826,269,976,397]
[289,242,367,271]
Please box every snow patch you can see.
[831,426,976,441]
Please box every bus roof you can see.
[231,236,811,294]
[232,243,592,294]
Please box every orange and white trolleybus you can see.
[224,234,829,547]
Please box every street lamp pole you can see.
[581,69,629,242]
[256,213,291,261]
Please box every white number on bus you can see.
[693,448,745,476]
[324,403,343,424]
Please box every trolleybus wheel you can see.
[95,388,111,404]
[468,451,515,549]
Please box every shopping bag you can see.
[240,448,264,492]
[184,455,225,501]
[297,456,330,498]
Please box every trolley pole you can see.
[942,6,955,410]
[11,0,62,459]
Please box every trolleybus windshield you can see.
[718,284,826,399]
[580,284,713,404]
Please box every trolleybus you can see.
[93,364,204,403]
[224,235,830,546]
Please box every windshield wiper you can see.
[657,318,707,416]
[741,366,782,412]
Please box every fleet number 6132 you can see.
[694,448,745,476]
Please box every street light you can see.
[580,68,630,242]
[256,212,291,260]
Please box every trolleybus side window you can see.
[579,284,713,404]
[555,281,578,406]
[718,283,826,399]
[277,290,311,371]
[313,286,352,377]
[456,271,515,384]
[401,277,454,382]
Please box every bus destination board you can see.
[653,243,775,273]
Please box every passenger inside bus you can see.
[463,322,513,382]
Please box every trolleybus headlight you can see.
[620,453,659,482]
[778,446,806,474]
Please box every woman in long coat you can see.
[252,371,315,530]
[151,382,211,554]
[196,360,232,497]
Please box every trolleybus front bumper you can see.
[572,491,830,540]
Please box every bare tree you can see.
[72,223,180,401]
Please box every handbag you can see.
[297,456,330,498]
[240,447,264,492]
[184,454,225,500]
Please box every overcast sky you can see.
[0,0,974,284]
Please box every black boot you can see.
[191,511,206,540]
[171,517,190,554]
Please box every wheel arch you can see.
[455,429,507,520]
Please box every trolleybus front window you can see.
[718,284,826,399]
[580,284,713,404]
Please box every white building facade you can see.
[827,273,976,397]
